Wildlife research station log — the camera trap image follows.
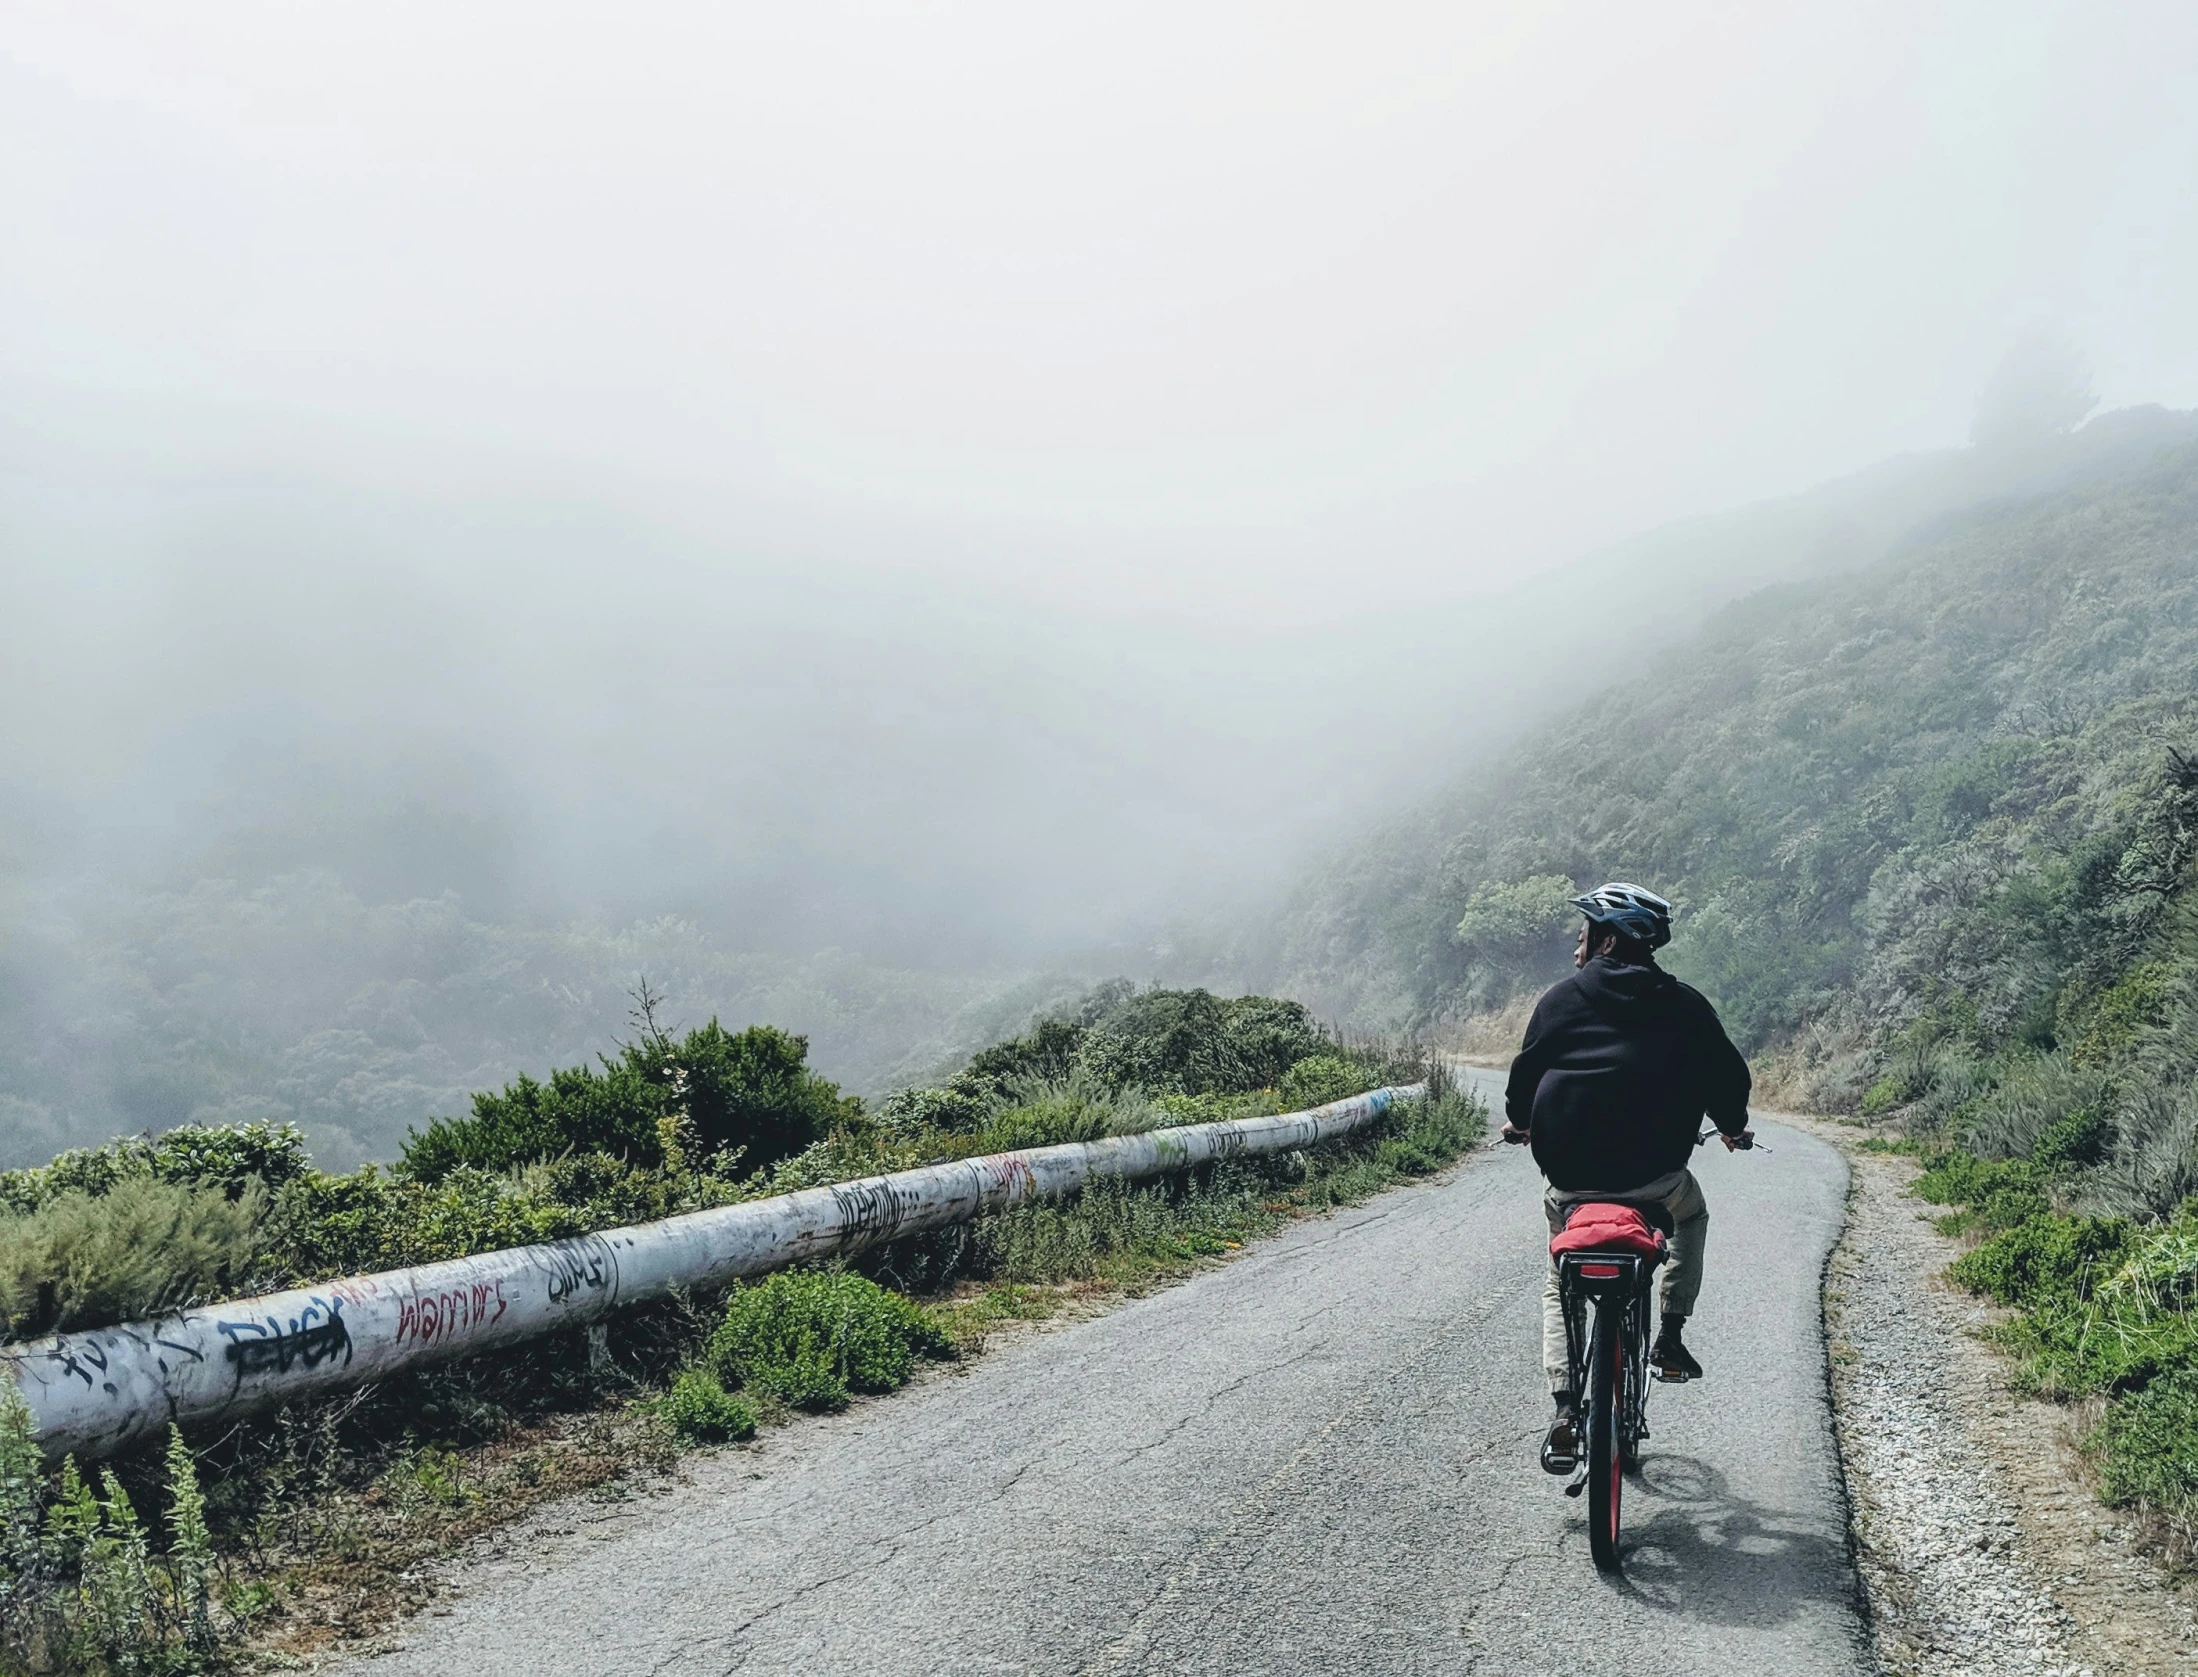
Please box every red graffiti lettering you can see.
[983,1154,1036,1197]
[395,1278,509,1347]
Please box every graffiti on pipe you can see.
[828,1176,927,1247]
[151,1335,206,1379]
[395,1279,508,1349]
[7,1082,1419,1463]
[32,1336,114,1395]
[219,1297,353,1390]
[533,1236,619,1308]
[980,1154,1036,1199]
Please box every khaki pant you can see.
[1541,1168,1707,1394]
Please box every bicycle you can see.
[1551,1208,1661,1570]
[1549,1127,1757,1570]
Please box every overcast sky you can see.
[8,1,2197,618]
[5,1,2198,966]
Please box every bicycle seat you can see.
[1549,1202,1667,1261]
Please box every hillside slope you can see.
[1254,419,2198,1191]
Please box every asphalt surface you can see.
[352,1081,1864,1675]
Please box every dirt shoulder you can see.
[1788,1113,2198,1675]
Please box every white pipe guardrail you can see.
[4,1084,1422,1461]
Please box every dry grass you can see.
[1440,997,1535,1061]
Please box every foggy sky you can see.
[6,0,2198,965]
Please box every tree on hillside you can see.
[1452,874,1578,1005]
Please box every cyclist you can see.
[1499,882,1753,1472]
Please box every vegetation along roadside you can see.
[0,981,1484,1671]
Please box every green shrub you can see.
[1992,1295,2198,1399]
[1151,1089,1280,1126]
[1373,1088,1485,1175]
[2032,1103,2111,1167]
[0,1120,310,1216]
[2072,962,2174,1068]
[1956,1055,2113,1164]
[1947,1213,2132,1309]
[974,1176,1239,1284]
[977,1077,1161,1152]
[1911,1150,2045,1208]
[2092,1366,2198,1519]
[257,1165,567,1281]
[143,1122,314,1199]
[655,1021,860,1174]
[402,1020,855,1182]
[400,1063,663,1182]
[87,1469,156,1666]
[1858,1077,1906,1118]
[166,1425,214,1653]
[965,1087,1486,1285]
[1451,874,1579,997]
[1276,1055,1376,1112]
[705,1271,953,1412]
[1077,990,1325,1096]
[876,1086,990,1137]
[664,1370,758,1443]
[0,1177,267,1340]
[954,1019,1088,1103]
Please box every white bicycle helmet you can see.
[1571,882,1673,950]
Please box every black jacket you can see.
[1505,955,1751,1192]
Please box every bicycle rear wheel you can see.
[1586,1299,1624,1571]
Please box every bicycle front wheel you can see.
[1586,1298,1624,1571]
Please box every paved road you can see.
[355,1089,1863,1675]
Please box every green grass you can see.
[1919,1146,2198,1552]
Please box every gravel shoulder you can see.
[1800,1118,2198,1675]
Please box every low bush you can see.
[976,1075,1164,1151]
[0,1177,267,1339]
[1909,1150,2050,1234]
[663,1371,758,1444]
[1275,1055,1377,1112]
[2091,1366,2198,1519]
[1947,1212,2132,1309]
[1078,990,1326,1096]
[400,1019,856,1182]
[253,1155,752,1284]
[960,1081,1484,1289]
[875,1085,989,1137]
[0,1120,311,1216]
[704,1270,954,1412]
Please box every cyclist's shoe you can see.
[1540,1405,1581,1474]
[1651,1319,1703,1383]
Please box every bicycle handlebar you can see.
[1697,1128,1768,1153]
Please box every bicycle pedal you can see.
[1651,1367,1693,1384]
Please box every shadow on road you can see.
[1596,1454,1862,1630]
